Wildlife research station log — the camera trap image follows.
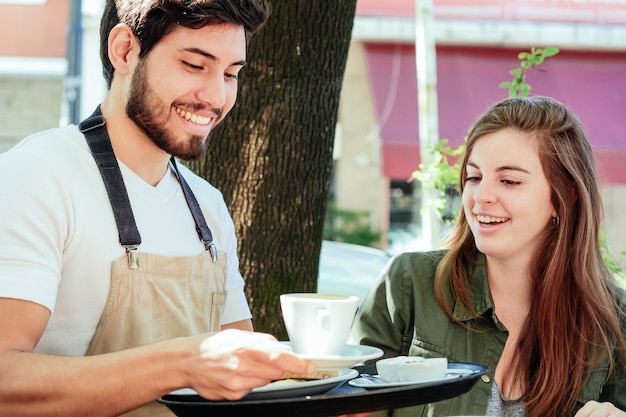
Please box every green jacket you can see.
[352,250,626,416]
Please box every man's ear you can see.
[107,23,139,76]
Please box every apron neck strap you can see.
[169,157,217,261]
[79,105,141,253]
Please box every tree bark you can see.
[186,0,356,338]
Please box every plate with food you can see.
[165,368,359,401]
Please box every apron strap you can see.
[79,106,142,258]
[79,105,218,266]
[169,157,218,262]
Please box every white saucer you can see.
[348,368,477,389]
[167,368,359,400]
[282,342,383,368]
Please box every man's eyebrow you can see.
[181,47,246,66]
[467,161,531,174]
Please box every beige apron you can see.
[80,107,228,416]
[86,250,228,417]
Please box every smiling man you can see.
[0,1,316,416]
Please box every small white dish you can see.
[348,368,476,390]
[376,356,447,383]
[168,368,359,400]
[281,342,383,368]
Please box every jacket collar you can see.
[449,251,500,327]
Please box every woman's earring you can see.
[552,216,560,226]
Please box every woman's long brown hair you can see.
[435,96,625,416]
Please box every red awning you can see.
[356,0,626,25]
[365,44,626,183]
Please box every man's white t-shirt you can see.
[0,125,251,356]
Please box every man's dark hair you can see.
[100,0,270,88]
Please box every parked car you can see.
[317,240,392,305]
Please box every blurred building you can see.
[337,0,626,256]
[0,0,68,153]
[0,0,105,154]
[1,0,624,257]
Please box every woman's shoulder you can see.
[386,249,450,284]
[393,249,449,268]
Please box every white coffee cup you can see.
[280,293,359,356]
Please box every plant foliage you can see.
[324,203,381,247]
[499,47,560,97]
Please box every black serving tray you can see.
[158,362,489,417]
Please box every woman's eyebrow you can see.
[496,165,531,174]
[467,160,531,174]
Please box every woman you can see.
[353,96,626,416]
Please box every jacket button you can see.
[481,374,491,383]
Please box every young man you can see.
[0,1,313,415]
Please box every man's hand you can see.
[182,329,315,401]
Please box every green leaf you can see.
[542,47,560,57]
[519,84,531,97]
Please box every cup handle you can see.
[317,307,331,332]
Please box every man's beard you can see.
[126,60,210,161]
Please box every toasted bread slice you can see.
[280,369,339,381]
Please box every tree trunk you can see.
[186,0,356,338]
